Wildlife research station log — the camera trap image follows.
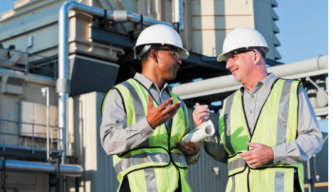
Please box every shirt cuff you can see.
[271,144,286,164]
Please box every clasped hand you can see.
[176,141,200,156]
[239,143,274,168]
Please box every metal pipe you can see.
[0,67,54,81]
[172,0,183,30]
[147,0,151,16]
[58,1,70,165]
[155,0,161,20]
[173,55,328,99]
[126,12,174,27]
[41,87,50,161]
[173,0,180,23]
[306,77,328,96]
[0,159,82,177]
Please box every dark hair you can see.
[138,47,153,64]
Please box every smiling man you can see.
[194,27,323,192]
[100,24,200,192]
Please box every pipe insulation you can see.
[0,159,82,177]
[172,56,328,99]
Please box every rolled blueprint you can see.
[182,120,215,142]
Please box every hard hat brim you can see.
[134,44,189,60]
[217,46,270,62]
[179,48,189,59]
[217,53,227,62]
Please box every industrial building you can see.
[0,0,328,191]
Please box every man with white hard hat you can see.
[193,27,323,192]
[100,24,200,192]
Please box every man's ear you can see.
[150,49,158,63]
[253,49,261,64]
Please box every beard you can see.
[232,72,242,82]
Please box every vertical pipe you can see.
[58,2,71,164]
[46,87,50,161]
[173,0,180,23]
[173,0,183,30]
[42,87,50,161]
[32,124,35,153]
[147,0,151,16]
[155,0,161,20]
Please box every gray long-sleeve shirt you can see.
[100,73,199,163]
[205,73,323,164]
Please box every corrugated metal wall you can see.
[187,108,228,192]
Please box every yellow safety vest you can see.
[102,78,191,192]
[219,79,304,192]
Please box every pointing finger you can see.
[163,101,181,115]
[159,97,174,110]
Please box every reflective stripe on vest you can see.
[220,79,304,192]
[114,152,170,174]
[103,78,189,191]
[227,154,246,174]
[223,93,236,155]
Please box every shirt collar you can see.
[240,73,278,94]
[261,73,278,89]
[134,73,169,93]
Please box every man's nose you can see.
[177,57,182,65]
[226,59,233,70]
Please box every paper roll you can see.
[182,120,215,142]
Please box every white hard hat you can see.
[217,27,270,62]
[134,24,189,59]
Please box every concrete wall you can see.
[186,0,280,60]
[68,92,118,192]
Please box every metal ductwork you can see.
[0,47,28,71]
[0,159,82,177]
[172,55,328,99]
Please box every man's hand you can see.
[239,143,274,168]
[176,141,200,156]
[193,103,210,127]
[146,95,181,128]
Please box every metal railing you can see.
[0,118,63,159]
